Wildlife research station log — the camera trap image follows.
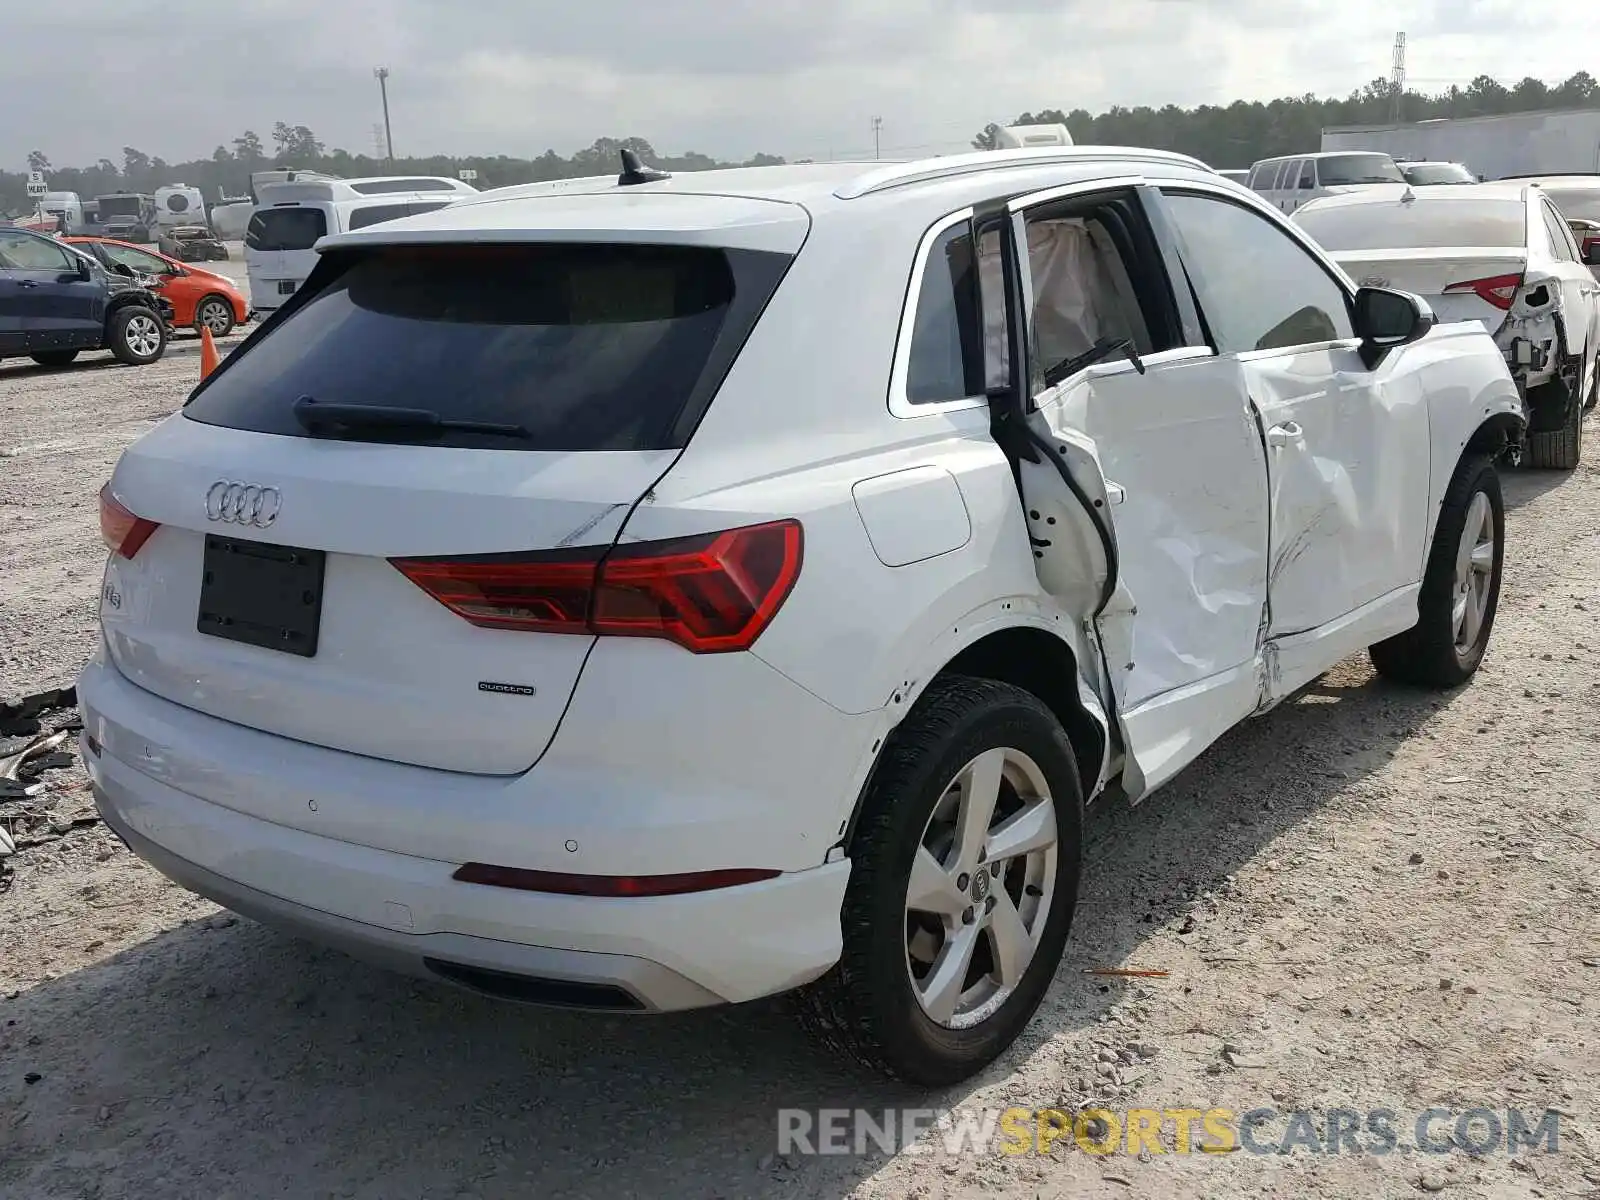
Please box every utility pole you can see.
[1390,32,1407,124]
[871,116,883,159]
[374,67,394,163]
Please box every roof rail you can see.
[835,146,1214,199]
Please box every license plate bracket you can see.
[277,280,297,295]
[197,535,325,657]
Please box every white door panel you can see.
[1033,349,1270,791]
[1038,350,1269,710]
[1243,342,1431,639]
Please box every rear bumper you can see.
[78,657,855,1009]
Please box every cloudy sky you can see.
[4,0,1593,168]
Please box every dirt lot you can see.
[2,354,1598,1199]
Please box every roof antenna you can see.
[618,148,671,186]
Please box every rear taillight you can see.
[98,484,159,559]
[391,519,803,654]
[1442,272,1523,311]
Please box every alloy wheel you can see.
[199,300,231,334]
[1452,490,1495,660]
[904,747,1059,1029]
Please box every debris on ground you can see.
[0,690,90,866]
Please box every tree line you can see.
[7,70,1600,215]
[973,71,1600,168]
[3,125,783,215]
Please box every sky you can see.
[5,0,1597,169]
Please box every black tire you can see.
[194,294,236,338]
[1585,344,1598,412]
[106,305,167,366]
[795,676,1084,1086]
[1524,353,1584,469]
[30,350,80,367]
[1370,455,1504,688]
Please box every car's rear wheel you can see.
[1370,454,1503,688]
[795,676,1083,1086]
[195,295,236,338]
[107,306,167,366]
[30,350,80,367]
[1524,353,1584,469]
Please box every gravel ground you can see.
[1,356,1598,1199]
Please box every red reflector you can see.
[451,864,782,897]
[391,519,803,653]
[98,484,159,559]
[1442,272,1523,311]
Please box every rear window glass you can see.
[1296,199,1527,250]
[1401,163,1476,185]
[1316,154,1406,185]
[346,203,415,231]
[1539,187,1600,222]
[246,208,328,251]
[350,179,457,195]
[184,244,777,452]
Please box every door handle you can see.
[17,280,38,289]
[1266,421,1304,448]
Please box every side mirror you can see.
[75,255,92,280]
[1354,286,1434,368]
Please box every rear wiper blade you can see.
[291,395,530,438]
[1041,336,1146,389]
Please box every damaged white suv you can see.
[82,148,1523,1086]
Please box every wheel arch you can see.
[1462,410,1525,461]
[104,291,161,322]
[837,622,1111,855]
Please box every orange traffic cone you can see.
[199,325,220,380]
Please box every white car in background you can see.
[1504,174,1600,278]
[1247,151,1406,214]
[1398,161,1478,186]
[83,147,1523,1086]
[1297,183,1600,468]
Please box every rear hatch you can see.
[101,227,799,774]
[244,204,329,307]
[1328,248,1529,330]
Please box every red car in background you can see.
[64,236,249,337]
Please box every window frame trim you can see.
[1538,196,1580,262]
[887,206,990,418]
[1154,180,1364,359]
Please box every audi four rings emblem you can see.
[205,481,282,528]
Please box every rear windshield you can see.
[350,179,457,195]
[1401,163,1476,185]
[1317,154,1406,186]
[246,208,328,251]
[97,196,143,218]
[183,243,788,452]
[1539,187,1600,222]
[1296,199,1527,251]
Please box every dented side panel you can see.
[1023,350,1272,795]
[1243,343,1431,641]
